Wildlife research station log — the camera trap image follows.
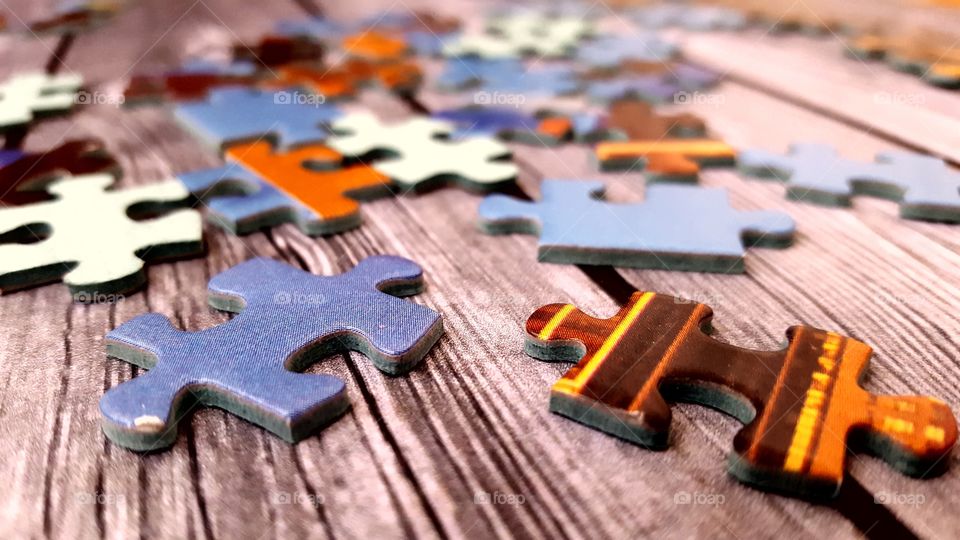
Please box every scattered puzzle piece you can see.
[124,59,255,104]
[478,65,580,99]
[0,72,82,130]
[342,31,409,62]
[274,58,422,99]
[431,106,572,145]
[596,100,734,182]
[631,5,747,31]
[233,34,324,67]
[101,255,444,450]
[181,140,391,235]
[276,17,348,44]
[359,10,461,56]
[576,34,678,69]
[0,174,202,299]
[479,180,793,272]
[174,87,341,150]
[586,63,720,104]
[524,291,957,497]
[443,12,592,59]
[326,112,518,192]
[847,32,960,89]
[739,143,960,222]
[435,58,525,91]
[0,138,119,204]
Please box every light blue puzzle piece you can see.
[576,35,678,69]
[479,180,794,272]
[436,58,525,90]
[587,63,720,103]
[100,256,444,450]
[174,87,341,150]
[739,143,960,222]
[276,17,348,42]
[479,65,580,98]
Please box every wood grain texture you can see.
[1,0,959,538]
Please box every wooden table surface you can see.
[2,1,960,539]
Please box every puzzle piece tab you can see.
[181,140,390,236]
[326,112,518,192]
[524,291,957,497]
[739,143,960,222]
[0,139,118,204]
[0,174,202,299]
[479,180,793,272]
[174,87,341,150]
[0,72,82,130]
[101,256,444,450]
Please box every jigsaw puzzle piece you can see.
[0,72,82,129]
[101,256,444,450]
[233,35,323,67]
[576,34,678,69]
[182,141,390,235]
[327,112,518,192]
[275,58,422,99]
[739,143,960,222]
[342,31,409,62]
[444,12,592,59]
[479,180,793,272]
[124,59,257,104]
[431,106,571,145]
[0,174,202,299]
[0,138,119,204]
[524,292,957,497]
[479,65,580,99]
[435,58,525,91]
[174,87,341,150]
[276,17,349,44]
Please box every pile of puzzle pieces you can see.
[0,1,958,506]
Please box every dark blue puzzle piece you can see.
[101,256,444,450]
[174,87,342,150]
[479,180,794,273]
[432,106,538,138]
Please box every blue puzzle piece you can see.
[739,143,960,222]
[406,30,459,56]
[432,106,539,139]
[276,17,349,42]
[174,87,341,150]
[0,149,24,168]
[436,58,525,90]
[177,58,256,76]
[100,256,444,450]
[576,35,678,69]
[479,180,794,273]
[587,63,720,103]
[480,66,580,98]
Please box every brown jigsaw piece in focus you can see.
[524,291,958,498]
[0,139,119,205]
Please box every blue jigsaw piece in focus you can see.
[478,180,794,273]
[174,87,341,150]
[100,256,444,450]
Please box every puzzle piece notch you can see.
[174,87,341,150]
[101,256,444,450]
[478,180,793,273]
[524,291,957,497]
[0,174,203,300]
[326,112,518,192]
[0,139,119,204]
[182,140,391,236]
[0,72,82,130]
[738,143,960,222]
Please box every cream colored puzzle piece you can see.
[0,72,82,127]
[327,113,518,190]
[443,13,594,59]
[0,174,202,298]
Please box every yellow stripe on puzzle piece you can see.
[538,304,576,341]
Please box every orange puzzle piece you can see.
[275,58,422,99]
[342,31,408,62]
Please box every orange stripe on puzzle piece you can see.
[225,141,391,221]
[596,139,735,177]
[536,117,573,140]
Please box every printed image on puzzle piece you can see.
[0,138,119,204]
[595,99,735,182]
[326,112,518,192]
[124,59,256,104]
[739,143,960,222]
[431,106,574,145]
[478,180,794,273]
[0,174,203,301]
[0,72,82,131]
[180,140,391,236]
[174,87,341,150]
[101,256,444,451]
[523,291,957,498]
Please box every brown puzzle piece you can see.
[0,139,119,205]
[595,99,734,181]
[233,35,324,67]
[524,291,958,498]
